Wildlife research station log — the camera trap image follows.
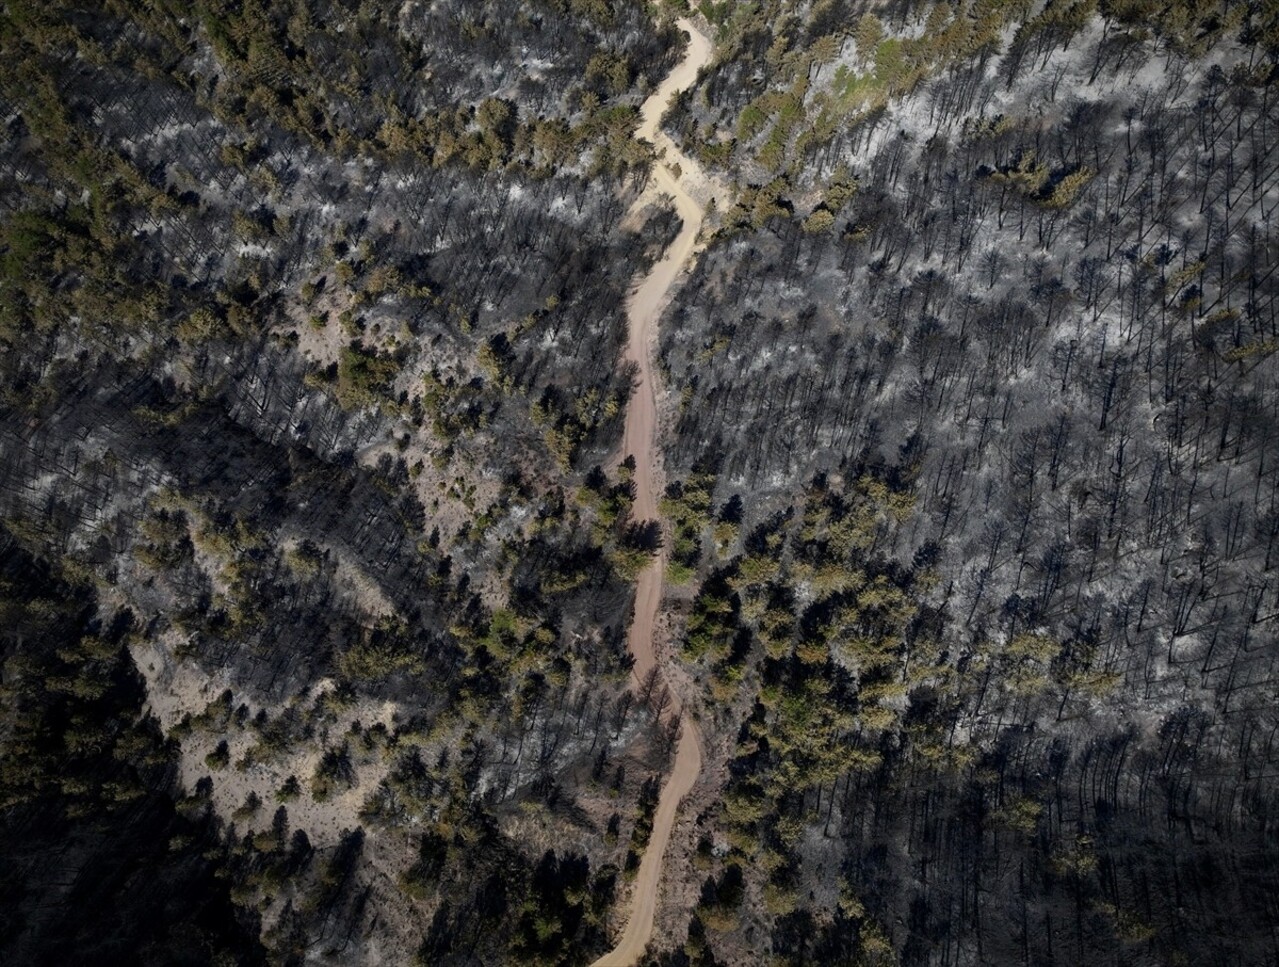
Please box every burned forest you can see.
[1,1,1278,966]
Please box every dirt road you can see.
[592,15,721,967]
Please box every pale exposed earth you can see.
[593,14,726,967]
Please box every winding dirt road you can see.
[592,16,723,967]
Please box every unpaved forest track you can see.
[591,15,723,967]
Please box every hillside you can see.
[652,1,1279,964]
[1,1,1277,966]
[2,1,685,963]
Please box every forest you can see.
[1,0,687,963]
[648,0,1279,964]
[1,0,1277,965]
